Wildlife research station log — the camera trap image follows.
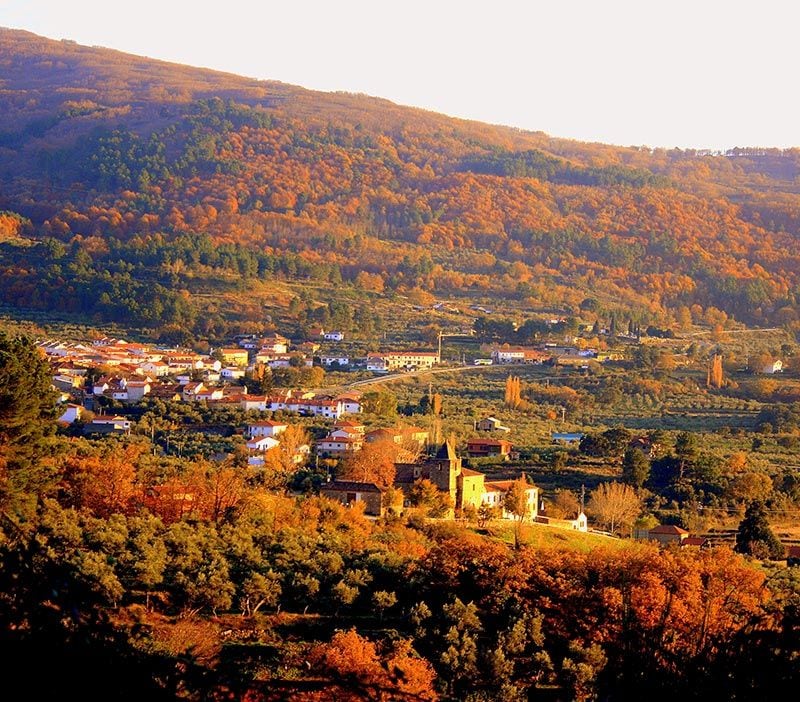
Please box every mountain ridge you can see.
[0,27,799,340]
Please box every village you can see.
[33,325,748,550]
[42,330,552,523]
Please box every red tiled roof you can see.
[321,480,385,493]
[461,468,484,477]
[649,525,689,535]
[467,438,512,447]
[682,537,708,547]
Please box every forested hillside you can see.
[1,28,800,339]
[1,331,799,701]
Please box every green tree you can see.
[622,448,650,488]
[120,514,167,611]
[440,598,482,697]
[361,389,397,419]
[239,571,281,616]
[735,500,784,559]
[0,332,57,520]
[561,641,608,702]
[163,521,234,614]
[674,431,699,479]
[372,590,397,622]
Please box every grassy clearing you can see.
[479,520,636,552]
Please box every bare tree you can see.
[587,482,641,535]
[546,489,581,519]
[504,475,532,549]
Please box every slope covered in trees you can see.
[1,28,800,337]
[1,329,799,700]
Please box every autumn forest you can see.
[1,27,800,702]
[1,29,800,339]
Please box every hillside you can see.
[1,28,800,340]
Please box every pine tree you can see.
[735,500,784,559]
[0,332,57,520]
[622,448,650,488]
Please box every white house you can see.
[335,393,363,414]
[246,434,281,466]
[201,357,223,372]
[240,395,269,411]
[195,387,225,402]
[535,511,588,532]
[482,480,539,520]
[221,367,246,380]
[373,351,439,371]
[247,420,289,438]
[182,382,205,400]
[93,377,119,395]
[317,435,363,456]
[366,355,388,372]
[58,404,84,424]
[267,397,345,419]
[321,355,350,367]
[491,348,525,364]
[327,427,362,441]
[259,335,289,355]
[246,435,280,452]
[88,416,132,434]
[323,331,345,342]
[137,361,170,377]
[125,380,151,402]
[760,359,783,374]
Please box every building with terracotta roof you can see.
[320,481,385,516]
[647,524,690,546]
[466,438,514,459]
[247,420,289,438]
[393,440,537,517]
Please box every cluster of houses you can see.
[40,334,643,533]
[321,439,539,520]
[41,334,369,436]
[244,419,310,467]
[489,343,624,367]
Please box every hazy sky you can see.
[1,0,797,150]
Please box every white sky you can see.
[1,0,798,150]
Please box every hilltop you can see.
[1,28,799,341]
